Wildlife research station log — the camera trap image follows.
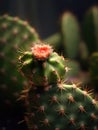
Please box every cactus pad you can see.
[22,82,98,130]
[61,12,80,59]
[0,14,39,111]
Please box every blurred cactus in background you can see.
[60,12,81,59]
[78,6,98,70]
[45,12,81,60]
[82,6,98,55]
[89,52,98,92]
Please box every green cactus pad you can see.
[61,12,80,59]
[19,43,66,86]
[0,14,39,110]
[23,83,98,130]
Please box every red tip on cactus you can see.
[31,44,53,60]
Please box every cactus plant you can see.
[82,6,98,54]
[60,12,81,59]
[45,12,81,60]
[0,14,39,121]
[89,52,98,92]
[18,43,98,130]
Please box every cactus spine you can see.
[18,42,98,130]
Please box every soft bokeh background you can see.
[0,0,98,38]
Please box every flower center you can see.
[31,44,53,60]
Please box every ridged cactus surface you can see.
[25,83,98,130]
[0,14,39,112]
[18,43,98,130]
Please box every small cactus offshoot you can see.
[19,43,66,86]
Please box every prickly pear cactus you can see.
[89,52,98,92]
[18,43,98,130]
[82,6,98,54]
[0,14,39,113]
[61,12,80,59]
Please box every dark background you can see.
[0,0,98,39]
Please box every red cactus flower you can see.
[31,44,53,60]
